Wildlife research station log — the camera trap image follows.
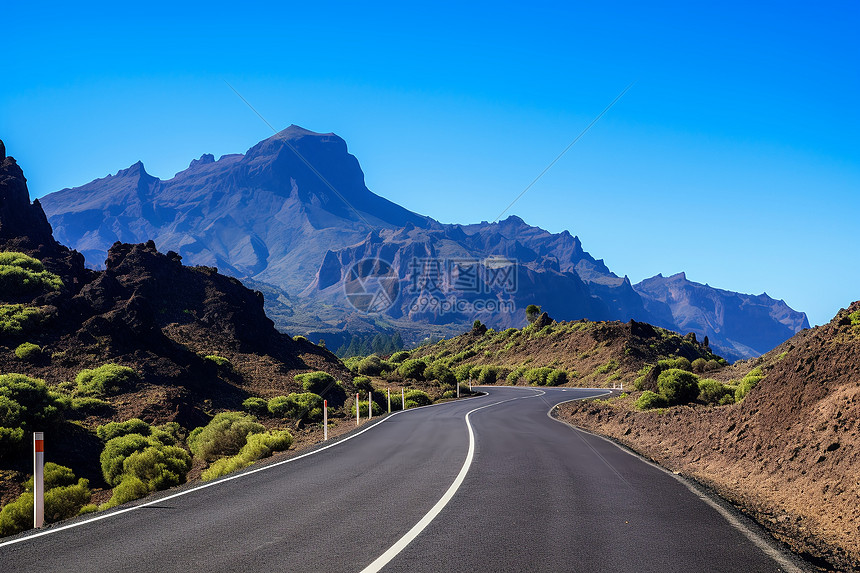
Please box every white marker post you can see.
[368,390,373,421]
[323,400,328,441]
[387,388,391,413]
[356,393,360,426]
[457,382,460,398]
[402,388,406,410]
[33,432,44,528]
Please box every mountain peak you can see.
[114,160,151,179]
[272,125,334,141]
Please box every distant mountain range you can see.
[39,126,809,361]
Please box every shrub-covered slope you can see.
[557,301,860,571]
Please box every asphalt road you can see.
[0,386,805,572]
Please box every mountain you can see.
[0,139,351,486]
[39,127,808,361]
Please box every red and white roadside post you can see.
[401,388,406,410]
[457,382,460,398]
[33,432,44,528]
[356,393,360,426]
[368,390,373,421]
[387,388,391,413]
[323,400,328,441]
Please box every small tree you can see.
[525,305,541,324]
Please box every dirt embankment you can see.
[557,302,860,572]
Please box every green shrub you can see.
[14,342,42,361]
[352,376,373,392]
[242,397,269,415]
[293,335,308,343]
[0,374,64,454]
[635,391,669,410]
[68,396,112,416]
[441,390,455,399]
[595,360,619,375]
[453,364,475,383]
[691,358,708,373]
[122,444,191,491]
[204,355,231,368]
[78,504,98,515]
[96,418,151,441]
[187,412,264,461]
[524,367,554,386]
[75,364,139,397]
[398,359,426,381]
[350,400,383,418]
[403,389,431,407]
[545,369,568,387]
[525,304,541,324]
[389,351,410,363]
[0,463,91,535]
[504,366,526,384]
[201,430,293,481]
[424,363,456,385]
[100,433,154,486]
[706,359,721,371]
[0,252,63,295]
[0,304,47,336]
[268,393,324,422]
[657,369,700,405]
[357,356,385,376]
[735,369,764,402]
[697,379,733,405]
[100,476,149,510]
[404,400,419,409]
[657,357,692,372]
[295,371,346,407]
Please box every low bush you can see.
[96,418,151,441]
[295,371,346,407]
[0,374,64,454]
[389,351,410,363]
[350,400,383,418]
[0,304,46,336]
[691,358,708,373]
[506,366,528,384]
[100,476,149,510]
[595,360,618,374]
[242,397,269,415]
[201,430,293,481]
[14,342,42,361]
[75,364,139,397]
[697,379,733,405]
[425,363,456,385]
[545,369,568,387]
[68,396,112,416]
[403,389,431,407]
[735,368,764,402]
[524,367,554,386]
[187,412,264,461]
[657,369,700,405]
[0,463,91,536]
[352,376,373,392]
[122,444,192,491]
[268,393,324,422]
[0,252,63,295]
[204,355,231,368]
[398,359,426,381]
[357,356,385,376]
[635,390,668,410]
[453,364,475,383]
[657,357,692,372]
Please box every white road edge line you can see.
[358,388,545,573]
[547,395,805,573]
[0,391,489,549]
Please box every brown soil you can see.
[557,301,860,572]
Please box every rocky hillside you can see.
[557,302,860,571]
[0,141,352,498]
[38,128,807,360]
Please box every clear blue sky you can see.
[2,1,858,326]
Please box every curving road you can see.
[0,386,805,572]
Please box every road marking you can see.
[359,389,545,573]
[547,397,805,573]
[0,392,489,549]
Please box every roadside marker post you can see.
[33,432,44,528]
[356,393,360,426]
[323,400,328,441]
[387,388,391,413]
[457,382,460,398]
[368,390,373,421]
[402,388,406,411]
